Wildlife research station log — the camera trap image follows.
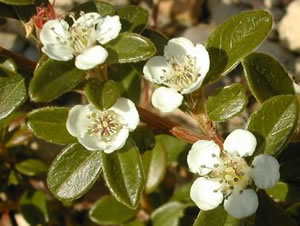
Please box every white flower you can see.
[187,129,280,219]
[66,98,139,153]
[143,37,210,112]
[40,12,121,70]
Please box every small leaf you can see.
[266,182,300,203]
[206,83,248,121]
[15,159,47,176]
[247,95,298,157]
[6,126,33,147]
[0,69,27,120]
[170,183,193,203]
[89,195,138,225]
[204,10,272,85]
[71,0,115,16]
[105,32,156,64]
[20,190,48,225]
[131,127,156,152]
[242,53,294,103]
[117,5,148,33]
[29,58,85,102]
[85,79,120,110]
[101,139,144,209]
[47,143,102,201]
[151,201,187,226]
[0,57,17,72]
[0,0,34,5]
[27,107,76,145]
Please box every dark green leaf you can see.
[142,136,167,194]
[29,58,85,102]
[122,218,144,226]
[8,170,19,185]
[20,190,48,225]
[85,79,120,110]
[106,32,156,64]
[206,83,248,121]
[170,183,192,203]
[101,139,144,209]
[0,69,27,120]
[117,5,148,33]
[247,95,298,157]
[204,10,272,85]
[27,107,76,145]
[131,127,156,151]
[151,201,187,226]
[0,3,18,19]
[0,0,34,5]
[266,182,300,203]
[15,159,47,176]
[71,0,115,16]
[89,195,138,225]
[242,53,294,103]
[47,143,102,201]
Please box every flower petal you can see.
[181,74,205,94]
[78,132,103,151]
[143,56,171,84]
[187,140,221,176]
[66,105,92,137]
[73,12,102,27]
[194,44,210,77]
[96,15,121,45]
[151,87,183,112]
[190,177,223,211]
[224,189,258,219]
[75,45,108,70]
[224,129,257,157]
[249,154,280,189]
[103,128,129,153]
[40,19,70,45]
[164,37,195,58]
[42,44,74,61]
[110,98,140,131]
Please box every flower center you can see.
[162,55,199,91]
[87,110,122,141]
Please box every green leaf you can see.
[89,195,138,225]
[206,83,248,121]
[266,182,300,203]
[117,5,148,33]
[6,126,32,147]
[47,143,102,201]
[170,183,192,203]
[106,32,156,64]
[0,69,27,120]
[0,0,34,5]
[242,53,294,103]
[247,95,298,157]
[29,58,85,102]
[15,159,47,176]
[71,0,115,16]
[141,136,167,194]
[0,57,17,72]
[27,107,76,145]
[131,127,156,152]
[151,201,187,226]
[20,190,48,225]
[204,10,272,85]
[0,3,18,19]
[101,139,144,209]
[122,218,144,226]
[85,79,120,110]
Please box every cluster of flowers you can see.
[40,10,280,219]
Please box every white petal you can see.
[249,154,280,189]
[66,105,92,137]
[151,87,183,112]
[40,19,70,45]
[73,12,102,27]
[78,132,103,151]
[194,44,210,77]
[110,98,139,131]
[181,74,205,94]
[96,15,121,44]
[187,140,221,176]
[42,44,74,61]
[103,128,129,153]
[190,177,223,211]
[224,129,257,157]
[164,37,195,58]
[224,189,258,219]
[293,82,300,94]
[75,45,108,70]
[143,56,171,84]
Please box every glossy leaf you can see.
[15,159,47,176]
[27,107,76,145]
[89,195,138,225]
[117,5,148,33]
[206,83,248,121]
[204,10,272,85]
[0,69,27,120]
[47,143,102,201]
[0,0,34,5]
[247,95,298,157]
[266,182,300,203]
[242,53,294,103]
[29,59,85,102]
[105,32,156,64]
[101,139,144,209]
[71,0,115,16]
[85,79,120,110]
